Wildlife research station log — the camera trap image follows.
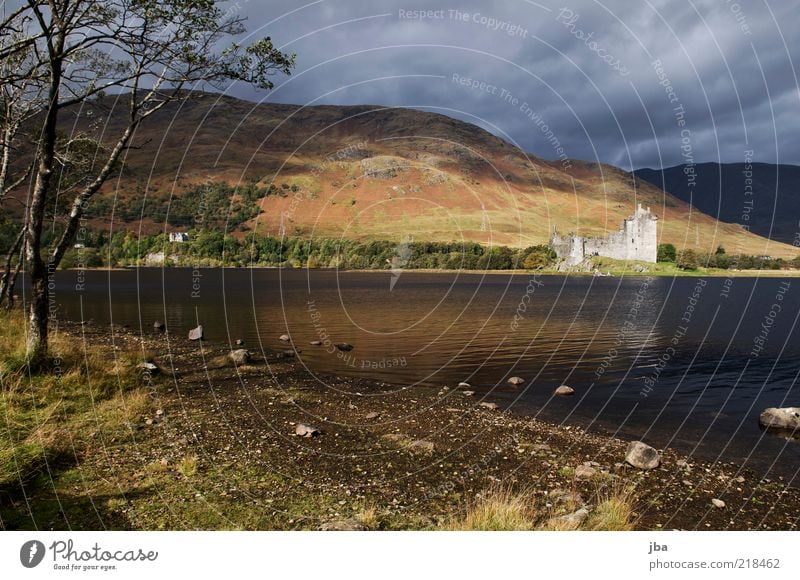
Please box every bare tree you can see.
[1,0,295,365]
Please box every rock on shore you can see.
[625,441,660,470]
[759,407,800,431]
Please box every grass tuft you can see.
[584,484,636,531]
[442,482,637,531]
[443,485,538,531]
[0,310,153,501]
[177,454,199,478]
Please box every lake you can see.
[44,268,800,480]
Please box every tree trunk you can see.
[23,35,63,362]
[27,264,49,366]
[5,256,22,310]
[0,225,24,305]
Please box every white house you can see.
[169,232,189,242]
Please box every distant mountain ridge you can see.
[635,162,800,247]
[11,92,794,257]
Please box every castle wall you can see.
[550,204,658,264]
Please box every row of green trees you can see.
[658,243,793,270]
[52,229,558,271]
[3,221,795,272]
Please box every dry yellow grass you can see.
[0,310,153,492]
[443,486,539,531]
[443,482,636,531]
[177,454,199,478]
[584,484,636,531]
[356,504,381,530]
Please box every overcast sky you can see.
[219,0,800,170]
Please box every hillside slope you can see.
[37,93,799,258]
[635,163,800,246]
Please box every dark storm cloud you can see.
[222,0,800,170]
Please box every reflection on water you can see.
[45,268,800,479]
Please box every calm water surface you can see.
[45,268,800,480]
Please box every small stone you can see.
[575,464,596,479]
[735,476,745,483]
[479,402,499,411]
[463,390,475,396]
[188,325,204,341]
[228,349,251,364]
[318,520,366,531]
[235,339,244,346]
[279,334,291,342]
[554,385,574,396]
[153,321,165,331]
[155,409,164,417]
[682,480,692,486]
[458,382,472,388]
[408,440,435,454]
[137,362,159,373]
[365,412,381,420]
[625,441,661,470]
[310,340,322,346]
[335,343,353,352]
[711,498,725,509]
[549,507,589,528]
[507,376,525,386]
[532,444,551,451]
[295,423,320,438]
[550,489,584,505]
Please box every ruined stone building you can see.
[550,204,658,265]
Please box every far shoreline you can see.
[61,265,800,278]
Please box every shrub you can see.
[522,245,556,270]
[657,243,676,262]
[676,249,699,270]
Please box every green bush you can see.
[657,243,676,262]
[521,245,556,270]
[676,249,699,270]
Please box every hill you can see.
[13,92,797,258]
[635,163,800,247]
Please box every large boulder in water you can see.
[759,407,800,431]
[625,441,660,470]
[188,325,204,341]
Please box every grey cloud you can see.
[224,0,800,170]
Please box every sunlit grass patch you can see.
[0,310,154,499]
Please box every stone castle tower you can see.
[550,204,658,265]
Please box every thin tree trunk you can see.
[0,225,24,305]
[5,252,22,310]
[25,48,63,365]
[27,265,48,364]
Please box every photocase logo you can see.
[20,540,46,568]
[388,234,413,291]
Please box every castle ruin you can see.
[550,204,658,265]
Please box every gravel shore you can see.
[6,320,799,531]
